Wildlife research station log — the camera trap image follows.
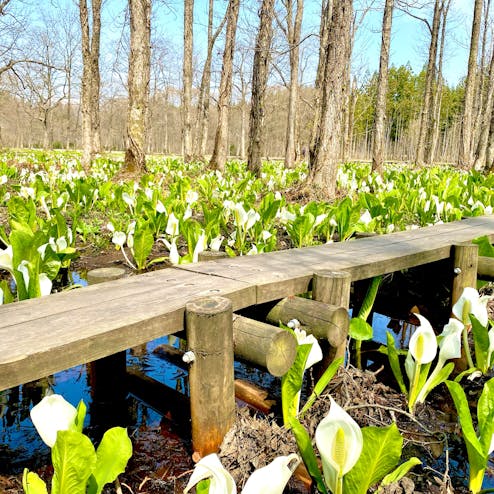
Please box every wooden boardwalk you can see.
[1,214,494,393]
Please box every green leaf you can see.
[196,479,211,493]
[380,457,422,487]
[421,362,454,402]
[344,423,403,494]
[289,417,328,494]
[22,469,48,494]
[51,430,96,494]
[386,332,407,395]
[445,380,486,493]
[471,314,490,373]
[88,427,132,494]
[300,357,343,417]
[0,280,14,304]
[477,377,494,454]
[349,318,373,341]
[74,400,86,433]
[357,275,382,321]
[473,236,494,257]
[281,344,311,425]
[133,221,155,271]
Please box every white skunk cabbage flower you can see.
[193,230,207,263]
[241,453,300,494]
[438,318,464,363]
[166,212,180,237]
[409,314,437,364]
[293,328,323,370]
[0,245,14,273]
[30,394,78,448]
[452,287,489,327]
[112,231,127,249]
[315,397,363,492]
[184,453,237,494]
[39,273,52,297]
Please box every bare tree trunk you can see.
[282,0,303,169]
[415,0,441,166]
[194,0,227,160]
[182,0,194,162]
[247,0,275,174]
[459,0,483,168]
[79,0,102,168]
[309,0,333,155]
[308,0,352,198]
[209,0,240,171]
[428,0,451,164]
[124,0,151,172]
[371,0,394,173]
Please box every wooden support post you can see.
[312,271,352,372]
[451,243,479,371]
[266,296,348,347]
[232,315,297,376]
[478,256,494,281]
[451,243,479,306]
[185,296,235,458]
[87,267,128,431]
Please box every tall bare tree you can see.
[182,0,193,162]
[280,0,303,168]
[79,0,102,168]
[125,0,151,171]
[371,0,394,173]
[194,0,227,160]
[248,0,276,174]
[415,0,441,166]
[209,0,240,171]
[459,0,483,168]
[308,0,352,197]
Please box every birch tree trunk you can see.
[371,0,394,173]
[415,0,441,166]
[182,0,194,162]
[79,0,102,169]
[459,0,483,168]
[124,0,151,172]
[247,0,275,174]
[308,0,352,198]
[209,0,240,171]
[282,0,303,169]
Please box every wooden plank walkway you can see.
[1,214,494,392]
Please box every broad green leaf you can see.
[300,357,343,416]
[22,469,48,494]
[88,427,132,494]
[289,417,328,494]
[0,280,14,304]
[445,380,486,493]
[51,430,96,494]
[349,318,373,341]
[473,236,494,257]
[133,221,154,271]
[380,457,421,487]
[386,332,407,395]
[344,423,403,494]
[477,377,494,454]
[471,314,490,373]
[281,344,311,425]
[422,362,454,401]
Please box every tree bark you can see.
[124,0,151,172]
[415,0,441,166]
[79,0,102,169]
[182,0,194,162]
[247,0,275,174]
[371,0,394,173]
[308,0,352,198]
[209,0,240,171]
[459,0,483,168]
[283,0,303,169]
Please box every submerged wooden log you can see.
[478,255,494,281]
[266,296,348,347]
[234,379,276,414]
[186,296,235,457]
[233,315,297,376]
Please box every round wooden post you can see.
[451,243,479,306]
[312,270,352,367]
[186,296,235,458]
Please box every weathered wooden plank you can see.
[0,273,255,391]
